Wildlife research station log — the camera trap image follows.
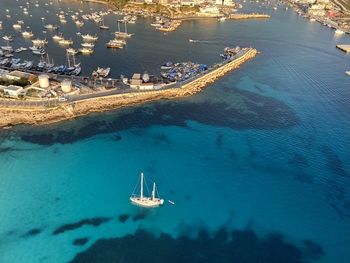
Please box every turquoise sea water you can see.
[0,0,350,262]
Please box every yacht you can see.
[346,71,350,76]
[66,48,78,55]
[79,47,94,54]
[3,35,14,42]
[106,39,124,48]
[44,24,58,30]
[130,172,164,208]
[81,34,98,41]
[52,34,64,41]
[58,39,73,45]
[13,23,22,30]
[22,31,34,38]
[81,42,94,48]
[32,39,48,46]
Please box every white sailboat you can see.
[130,173,164,208]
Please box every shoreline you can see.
[0,48,258,129]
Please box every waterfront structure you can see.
[2,85,24,97]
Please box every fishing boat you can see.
[106,39,124,48]
[75,20,84,27]
[22,31,34,38]
[130,172,164,208]
[92,67,110,78]
[3,35,14,42]
[81,34,98,41]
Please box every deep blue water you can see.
[0,0,350,263]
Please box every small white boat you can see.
[44,24,58,30]
[81,42,94,48]
[58,39,73,45]
[335,29,345,35]
[22,31,34,38]
[168,200,175,205]
[13,23,22,30]
[66,48,78,55]
[346,71,350,76]
[130,172,164,208]
[81,34,98,41]
[79,47,94,54]
[52,34,64,41]
[32,38,48,46]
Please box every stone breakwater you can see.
[0,48,258,128]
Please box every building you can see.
[199,5,221,15]
[2,85,24,97]
[181,0,195,6]
[5,70,37,83]
[130,73,143,88]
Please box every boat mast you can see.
[152,183,155,200]
[117,21,120,33]
[140,172,144,200]
[124,22,127,34]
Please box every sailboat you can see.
[99,18,109,30]
[114,21,133,38]
[130,173,164,208]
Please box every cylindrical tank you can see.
[38,74,49,89]
[61,79,72,93]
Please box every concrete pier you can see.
[336,44,350,53]
[0,48,258,128]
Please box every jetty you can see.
[336,44,350,53]
[228,13,271,20]
[0,48,258,128]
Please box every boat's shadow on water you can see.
[68,225,324,263]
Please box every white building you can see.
[199,5,220,15]
[3,85,24,97]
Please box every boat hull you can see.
[130,197,164,207]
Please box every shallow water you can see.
[0,0,350,263]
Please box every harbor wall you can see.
[0,48,258,128]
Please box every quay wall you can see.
[0,48,258,128]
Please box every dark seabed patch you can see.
[69,227,323,263]
[18,89,299,145]
[73,238,89,246]
[118,214,130,223]
[53,217,111,235]
[289,154,309,169]
[320,145,348,178]
[21,228,42,238]
[132,210,149,222]
[215,132,224,148]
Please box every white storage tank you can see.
[38,74,50,89]
[61,79,72,93]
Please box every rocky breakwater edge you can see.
[0,48,258,128]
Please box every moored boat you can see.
[130,172,164,208]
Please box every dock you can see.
[228,13,271,20]
[336,44,350,53]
